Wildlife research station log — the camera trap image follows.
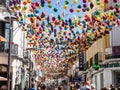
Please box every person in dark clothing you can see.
[58,86,62,90]
[41,84,46,90]
[37,84,41,90]
[30,84,36,90]
[101,87,109,90]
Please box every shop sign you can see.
[78,52,84,71]
[100,62,120,68]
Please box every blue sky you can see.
[32,0,85,19]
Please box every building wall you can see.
[110,26,120,47]
[92,69,112,90]
[13,21,25,58]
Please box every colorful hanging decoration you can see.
[9,0,120,77]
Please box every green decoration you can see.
[65,0,69,5]
[54,8,58,12]
[77,5,82,8]
[48,4,52,8]
[86,7,90,11]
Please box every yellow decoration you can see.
[41,18,45,21]
[88,0,92,2]
[100,4,104,9]
[100,13,104,17]
[108,13,111,17]
[45,30,48,33]
[27,0,31,3]
[38,5,42,9]
[73,0,78,4]
[76,8,80,13]
[46,35,49,39]
[63,5,68,10]
[96,16,100,21]
[33,17,36,20]
[66,25,69,28]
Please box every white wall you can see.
[92,69,113,90]
[110,26,120,47]
[103,69,112,88]
[13,21,24,58]
[12,59,22,90]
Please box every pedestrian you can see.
[1,85,7,90]
[41,84,46,90]
[30,84,36,90]
[76,83,80,90]
[118,87,120,90]
[110,84,116,90]
[37,84,41,90]
[80,81,91,90]
[101,87,109,90]
[58,86,62,90]
[91,84,95,90]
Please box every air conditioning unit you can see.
[11,44,18,55]
[105,47,112,56]
[23,49,28,59]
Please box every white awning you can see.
[0,76,7,81]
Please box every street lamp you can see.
[4,15,17,90]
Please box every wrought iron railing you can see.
[0,0,6,7]
[105,55,120,59]
[0,42,9,53]
[0,42,18,55]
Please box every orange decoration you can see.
[47,0,52,4]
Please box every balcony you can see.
[0,42,18,65]
[0,0,6,7]
[0,42,8,53]
[105,46,120,59]
[0,42,18,55]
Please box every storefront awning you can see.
[0,76,7,81]
[0,35,6,42]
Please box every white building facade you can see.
[0,0,29,90]
[92,26,120,89]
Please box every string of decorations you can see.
[9,0,120,77]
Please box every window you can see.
[98,38,102,52]
[100,73,104,88]
[95,76,97,89]
[0,21,5,37]
[0,0,6,6]
[0,20,10,52]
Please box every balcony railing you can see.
[0,42,18,55]
[105,46,120,59]
[0,42,8,53]
[105,55,120,59]
[0,0,6,7]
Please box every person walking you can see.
[1,85,7,90]
[30,84,36,90]
[80,81,91,90]
[90,84,95,90]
